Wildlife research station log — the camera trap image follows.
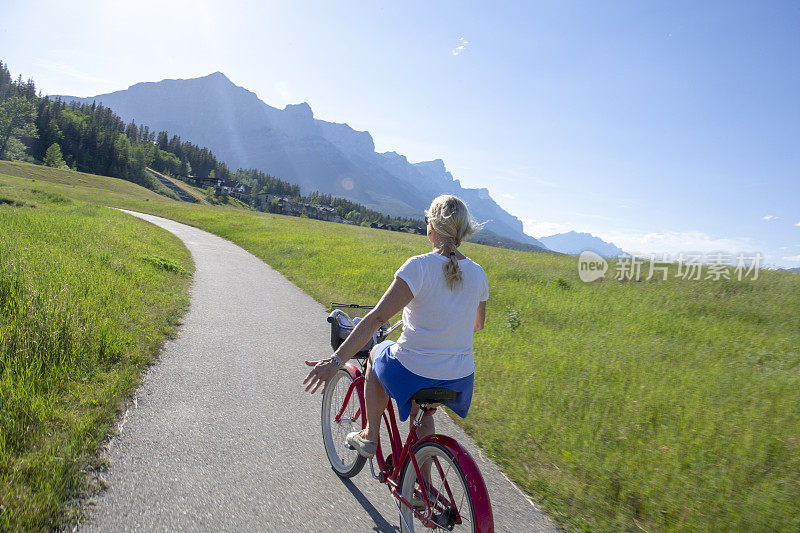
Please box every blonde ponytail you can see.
[444,250,462,290]
[425,195,477,290]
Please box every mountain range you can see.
[58,72,545,248]
[538,231,625,258]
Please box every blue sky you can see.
[2,1,799,266]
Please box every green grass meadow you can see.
[0,170,193,528]
[1,161,799,531]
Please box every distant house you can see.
[283,198,305,216]
[255,195,344,223]
[229,181,252,200]
[256,193,285,211]
[255,192,271,209]
[219,180,235,195]
[201,178,252,200]
[198,176,217,189]
[314,205,337,222]
[370,222,424,235]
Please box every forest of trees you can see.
[301,190,421,228]
[0,60,421,228]
[1,61,198,190]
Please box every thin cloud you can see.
[597,229,756,257]
[452,37,469,56]
[782,254,800,262]
[795,220,800,227]
[501,193,515,200]
[762,215,777,221]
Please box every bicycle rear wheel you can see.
[321,369,366,478]
[399,442,476,532]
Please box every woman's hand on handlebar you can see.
[302,358,338,394]
[305,278,411,395]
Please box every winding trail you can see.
[83,210,557,532]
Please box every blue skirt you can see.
[371,340,474,422]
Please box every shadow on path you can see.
[339,477,400,533]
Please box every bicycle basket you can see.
[329,303,385,359]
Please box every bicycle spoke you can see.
[458,491,468,522]
[334,382,357,462]
[400,443,475,532]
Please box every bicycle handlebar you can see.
[328,306,403,346]
[327,308,355,326]
[384,320,403,334]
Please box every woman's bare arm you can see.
[303,277,413,393]
[333,277,413,363]
[474,300,486,332]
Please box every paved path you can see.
[83,210,558,532]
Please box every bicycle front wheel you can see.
[399,442,476,532]
[321,369,366,478]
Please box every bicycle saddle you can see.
[412,388,460,405]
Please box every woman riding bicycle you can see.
[303,194,488,458]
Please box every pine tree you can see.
[44,142,65,168]
[157,131,169,150]
[0,96,37,160]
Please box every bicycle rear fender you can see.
[416,434,494,533]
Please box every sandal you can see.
[346,431,378,458]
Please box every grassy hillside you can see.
[0,170,193,528]
[1,161,799,531]
[145,168,212,205]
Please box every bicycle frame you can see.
[337,361,494,532]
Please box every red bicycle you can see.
[322,305,494,532]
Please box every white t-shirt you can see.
[391,252,489,380]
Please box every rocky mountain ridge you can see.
[58,72,544,248]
